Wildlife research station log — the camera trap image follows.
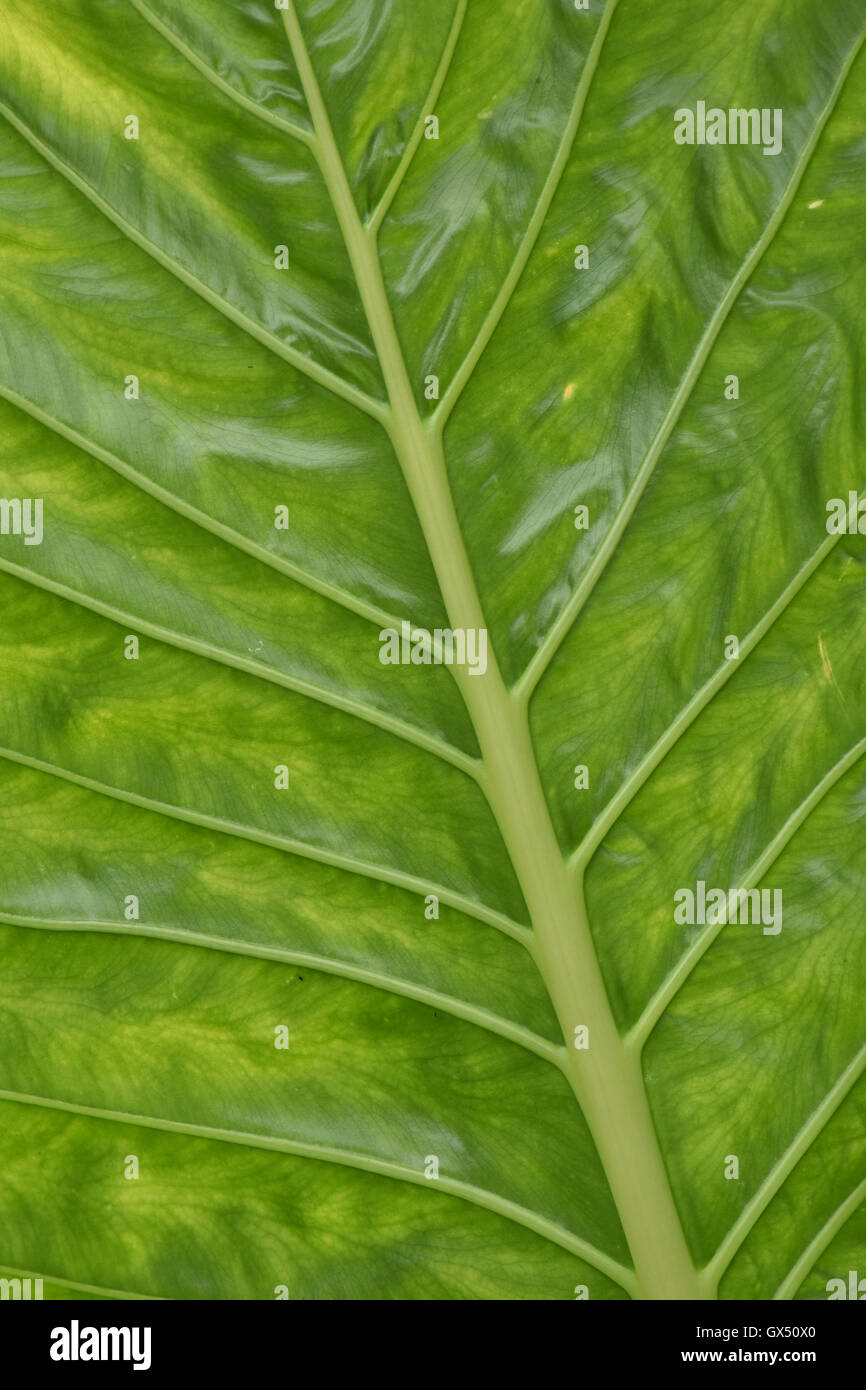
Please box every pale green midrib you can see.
[629,736,866,1052]
[0,1089,636,1295]
[433,0,620,429]
[0,383,405,636]
[127,0,315,145]
[772,1175,866,1301]
[0,745,530,945]
[572,520,856,873]
[707,1040,866,1291]
[0,910,561,1065]
[366,0,467,237]
[0,553,480,781]
[281,5,705,1299]
[0,1263,162,1301]
[516,30,866,705]
[0,99,388,425]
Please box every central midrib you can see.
[281,6,708,1301]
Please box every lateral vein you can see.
[772,1175,866,1301]
[0,382,403,635]
[433,0,620,430]
[0,99,388,426]
[628,738,866,1052]
[707,1040,866,1289]
[367,0,468,237]
[0,746,531,945]
[127,0,315,146]
[0,1262,162,1301]
[0,1090,637,1296]
[0,554,480,780]
[0,911,560,1064]
[571,520,855,873]
[516,28,866,703]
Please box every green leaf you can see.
[0,0,864,1301]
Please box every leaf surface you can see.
[0,0,864,1300]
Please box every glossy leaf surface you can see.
[0,0,864,1301]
